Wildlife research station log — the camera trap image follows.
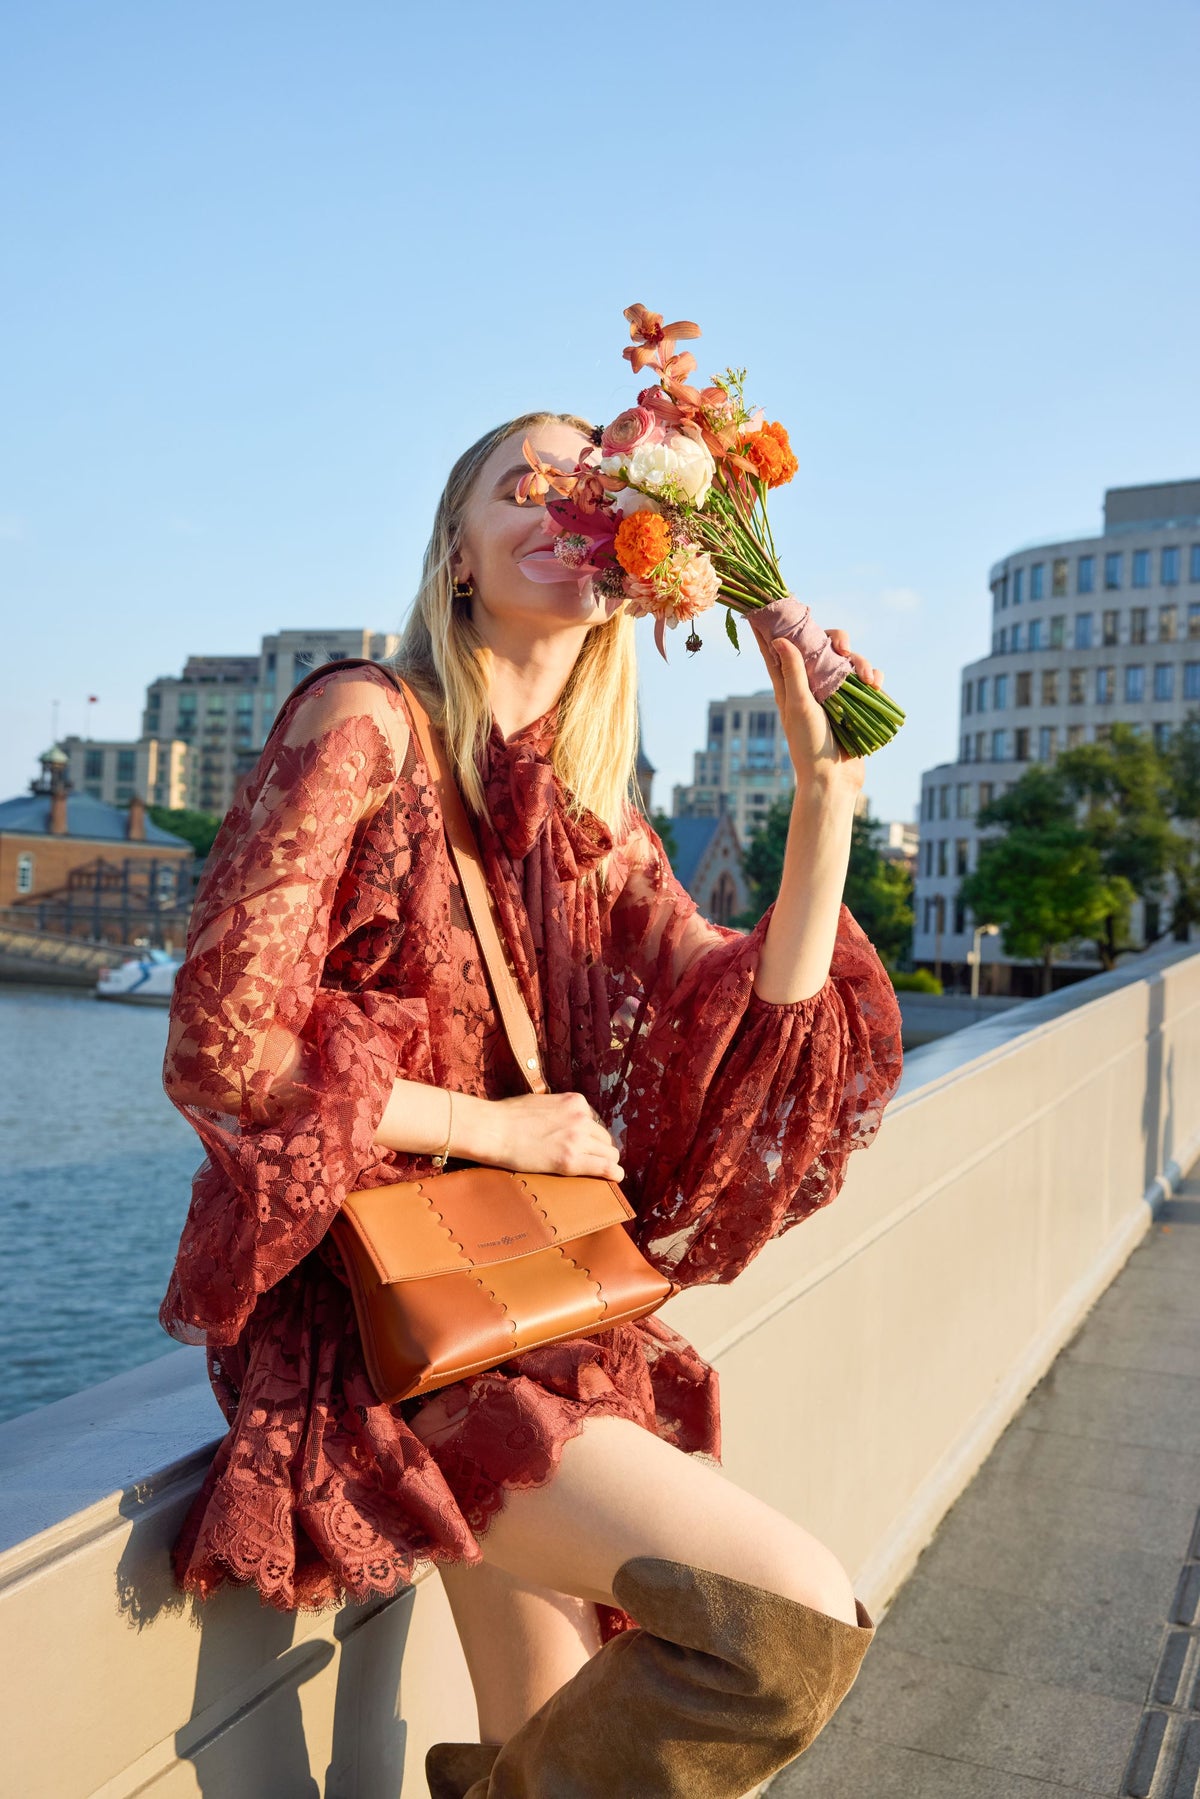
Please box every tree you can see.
[732,794,914,972]
[147,805,224,867]
[1054,723,1177,962]
[957,763,1133,991]
[1165,708,1200,938]
[649,809,679,861]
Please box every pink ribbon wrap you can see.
[747,596,853,704]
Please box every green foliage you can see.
[147,805,223,863]
[649,809,679,861]
[957,762,1134,982]
[1053,723,1176,963]
[890,968,943,993]
[1165,710,1200,937]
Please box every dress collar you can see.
[480,704,613,872]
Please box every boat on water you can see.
[95,947,182,1005]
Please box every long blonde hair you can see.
[390,412,641,841]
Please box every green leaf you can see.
[724,608,741,652]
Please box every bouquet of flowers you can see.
[515,303,905,758]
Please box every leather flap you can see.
[339,1168,635,1284]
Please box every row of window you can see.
[994,545,1200,607]
[969,659,1200,714]
[922,895,970,935]
[922,836,974,878]
[989,601,1200,659]
[958,717,1177,765]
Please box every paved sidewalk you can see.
[772,1158,1200,1798]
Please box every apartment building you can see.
[671,689,795,845]
[58,735,189,810]
[915,478,1200,990]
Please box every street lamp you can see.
[967,922,1000,999]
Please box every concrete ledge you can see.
[2,940,1199,1797]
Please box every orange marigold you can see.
[614,510,673,579]
[742,420,799,488]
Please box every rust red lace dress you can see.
[159,660,903,1638]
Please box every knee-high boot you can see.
[425,1741,501,1798]
[457,1554,875,1798]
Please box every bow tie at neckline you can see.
[481,705,613,872]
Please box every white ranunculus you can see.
[611,485,664,517]
[624,435,715,508]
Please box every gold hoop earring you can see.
[453,578,474,601]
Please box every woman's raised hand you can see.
[756,631,869,797]
[486,1091,624,1181]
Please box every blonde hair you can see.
[390,412,642,845]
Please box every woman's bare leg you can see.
[436,1559,602,1741]
[424,1412,858,1737]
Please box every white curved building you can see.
[914,478,1200,992]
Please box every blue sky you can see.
[2,0,1197,825]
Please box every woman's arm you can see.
[752,633,868,1005]
[374,1079,624,1181]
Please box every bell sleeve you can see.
[159,668,424,1346]
[610,815,903,1288]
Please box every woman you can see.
[159,409,904,1797]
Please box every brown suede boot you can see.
[460,1554,875,1796]
[425,1740,501,1798]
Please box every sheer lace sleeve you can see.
[611,815,903,1287]
[159,666,415,1345]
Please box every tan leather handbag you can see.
[330,673,680,1405]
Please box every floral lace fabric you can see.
[160,659,903,1632]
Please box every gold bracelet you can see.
[431,1088,454,1169]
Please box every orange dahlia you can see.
[614,510,672,579]
[742,420,798,488]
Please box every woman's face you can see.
[453,420,622,636]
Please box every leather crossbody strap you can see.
[379,669,550,1098]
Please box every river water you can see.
[0,983,204,1424]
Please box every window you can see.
[1039,724,1057,759]
[1132,549,1151,588]
[1185,663,1200,701]
[939,784,951,819]
[923,787,935,821]
[1131,607,1148,644]
[963,683,973,716]
[1159,603,1177,642]
[1162,546,1180,586]
[1013,568,1024,604]
[994,673,1009,708]
[961,736,971,763]
[1105,552,1122,590]
[84,749,103,781]
[954,896,967,934]
[923,897,936,934]
[923,839,933,877]
[976,676,988,710]
[1052,558,1068,596]
[1154,723,1172,752]
[1069,668,1086,703]
[1067,723,1085,748]
[1050,614,1065,648]
[1016,671,1032,706]
[978,781,993,809]
[1028,618,1043,650]
[936,839,948,876]
[1014,728,1030,761]
[1041,668,1060,705]
[998,626,1008,653]
[974,731,985,761]
[1125,664,1145,702]
[1030,563,1045,600]
[116,748,136,782]
[1102,609,1119,646]
[1077,555,1095,594]
[956,783,971,817]
[991,728,1006,759]
[1096,667,1114,703]
[1074,613,1093,649]
[1010,623,1022,652]
[1154,663,1174,701]
[1189,602,1200,640]
[1191,545,1200,582]
[955,839,969,875]
[731,712,741,730]
[16,851,34,895]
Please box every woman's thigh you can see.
[469,1413,857,1625]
